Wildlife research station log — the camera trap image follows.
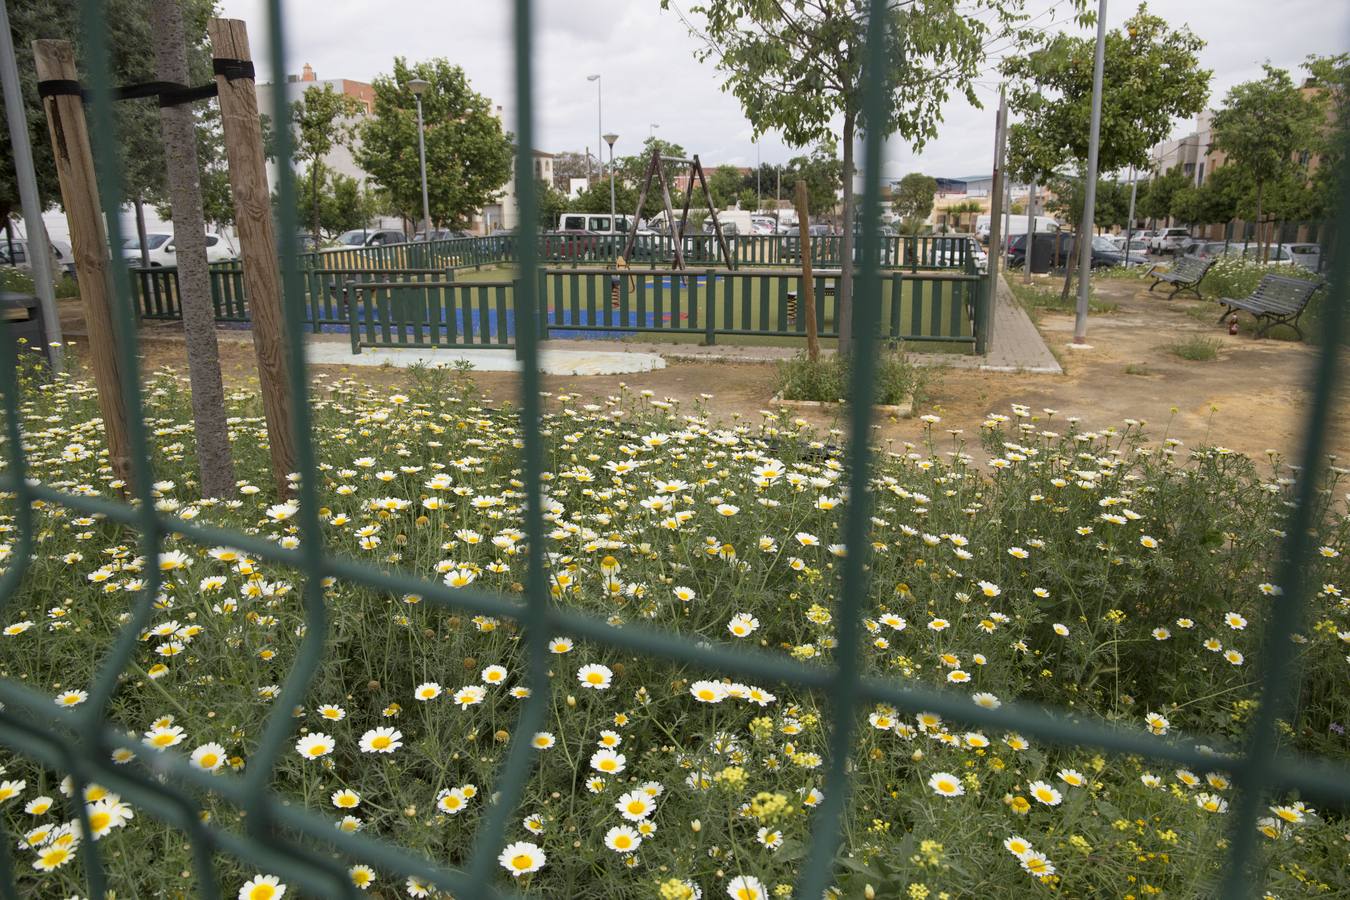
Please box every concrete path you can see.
[306,342,666,376]
[978,275,1062,374]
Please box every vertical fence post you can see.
[346,280,361,355]
[703,269,716,345]
[209,18,297,495]
[32,40,134,488]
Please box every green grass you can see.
[1124,363,1152,376]
[1007,277,1117,318]
[1166,335,1223,361]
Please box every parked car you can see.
[1149,227,1192,254]
[556,213,636,236]
[1283,243,1322,272]
[1007,233,1123,269]
[413,229,469,242]
[330,228,407,249]
[931,236,987,269]
[121,232,236,266]
[541,229,600,260]
[0,238,76,277]
[779,224,837,261]
[750,216,778,236]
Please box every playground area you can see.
[67,272,1348,463]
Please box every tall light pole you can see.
[407,78,432,238]
[587,74,602,185]
[604,133,619,226]
[1073,0,1107,345]
[650,123,659,140]
[1124,165,1138,266]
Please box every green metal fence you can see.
[0,1,1346,898]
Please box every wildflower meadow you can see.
[1,363,1346,899]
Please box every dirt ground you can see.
[53,277,1349,463]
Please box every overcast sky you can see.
[219,0,1349,183]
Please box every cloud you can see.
[217,0,1348,182]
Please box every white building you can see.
[254,63,376,196]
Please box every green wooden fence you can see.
[0,0,1345,897]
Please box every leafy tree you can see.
[1047,175,1129,231]
[1304,53,1348,224]
[536,178,570,226]
[943,199,984,232]
[1136,166,1190,226]
[286,169,379,238]
[357,57,513,230]
[708,165,744,209]
[781,143,841,220]
[1005,5,1209,295]
[1,0,215,226]
[613,137,691,220]
[292,85,363,238]
[550,151,594,191]
[1211,64,1325,260]
[670,0,1056,352]
[736,188,758,210]
[892,173,938,223]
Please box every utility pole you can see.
[1023,182,1036,284]
[1124,165,1138,265]
[33,40,132,484]
[1073,0,1108,345]
[0,0,62,369]
[987,87,1008,292]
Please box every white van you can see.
[1004,215,1060,236]
[556,213,637,235]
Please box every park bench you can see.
[1216,273,1324,340]
[1146,254,1214,299]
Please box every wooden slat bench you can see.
[1216,274,1324,339]
[1146,254,1214,299]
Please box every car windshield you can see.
[1091,236,1118,251]
[335,230,369,245]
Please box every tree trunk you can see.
[311,160,322,239]
[134,197,150,267]
[837,111,856,356]
[794,179,818,363]
[1253,181,1265,264]
[151,0,236,498]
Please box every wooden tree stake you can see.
[32,40,134,488]
[208,18,296,495]
[794,180,819,363]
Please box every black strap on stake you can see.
[35,58,254,108]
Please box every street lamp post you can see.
[407,78,432,239]
[604,133,619,227]
[587,74,602,185]
[649,123,659,140]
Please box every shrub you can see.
[775,349,926,407]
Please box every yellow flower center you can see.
[151,734,175,747]
[248,886,277,900]
[309,745,326,757]
[199,753,219,768]
[627,801,644,814]
[372,736,391,750]
[511,854,533,871]
[89,811,111,832]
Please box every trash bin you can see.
[1029,233,1056,274]
[0,291,49,365]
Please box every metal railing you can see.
[0,0,1344,898]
